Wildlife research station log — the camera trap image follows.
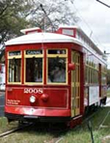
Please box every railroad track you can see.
[0,108,100,140]
[0,122,33,138]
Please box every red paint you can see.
[57,27,76,38]
[5,106,70,117]
[6,87,68,108]
[41,94,49,102]
[80,53,84,115]
[68,63,75,71]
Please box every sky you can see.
[73,0,110,67]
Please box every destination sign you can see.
[26,50,42,55]
[9,51,21,56]
[48,49,66,54]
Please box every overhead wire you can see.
[73,1,106,52]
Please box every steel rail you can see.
[0,122,33,138]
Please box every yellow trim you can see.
[47,55,67,58]
[7,82,22,85]
[46,57,48,84]
[47,83,68,85]
[24,55,43,58]
[24,56,26,84]
[23,82,43,85]
[86,64,98,71]
[101,71,107,75]
[71,51,80,117]
[8,55,21,59]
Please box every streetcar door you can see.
[71,51,80,117]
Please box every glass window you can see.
[47,49,67,84]
[48,58,66,83]
[62,29,74,36]
[8,51,21,83]
[26,58,42,82]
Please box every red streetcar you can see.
[5,26,107,127]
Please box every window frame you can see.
[7,51,22,84]
[24,50,44,85]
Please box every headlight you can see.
[30,95,36,103]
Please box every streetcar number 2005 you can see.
[24,88,43,94]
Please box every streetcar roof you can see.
[5,32,82,46]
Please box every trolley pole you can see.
[96,0,110,8]
[87,120,94,143]
[40,4,55,32]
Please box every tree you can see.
[0,0,78,62]
[0,0,78,44]
[0,0,34,44]
[28,0,78,31]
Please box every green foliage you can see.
[29,0,77,31]
[0,0,33,43]
[0,0,78,44]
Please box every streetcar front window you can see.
[48,58,66,83]
[25,50,43,84]
[26,58,42,82]
[47,49,67,84]
[8,51,21,83]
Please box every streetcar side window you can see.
[8,51,21,83]
[47,49,67,84]
[101,65,107,85]
[25,50,43,84]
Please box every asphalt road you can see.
[0,92,5,117]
